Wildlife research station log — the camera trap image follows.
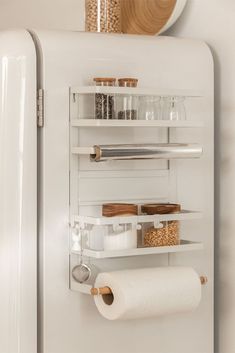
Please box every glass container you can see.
[117,78,138,120]
[139,96,161,120]
[162,96,186,121]
[141,203,181,247]
[93,77,116,120]
[143,220,180,247]
[85,0,122,33]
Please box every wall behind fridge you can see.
[166,2,235,353]
[0,0,84,31]
[0,1,231,353]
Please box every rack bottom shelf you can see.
[72,240,203,259]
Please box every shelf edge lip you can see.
[70,86,204,97]
[71,240,204,259]
[71,119,204,128]
[71,210,203,226]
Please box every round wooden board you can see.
[121,0,178,35]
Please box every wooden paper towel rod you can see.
[91,276,208,296]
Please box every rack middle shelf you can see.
[70,210,203,259]
[71,240,203,259]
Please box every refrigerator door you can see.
[0,30,37,353]
[32,30,213,353]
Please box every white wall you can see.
[0,0,84,31]
[0,1,231,352]
[166,2,235,353]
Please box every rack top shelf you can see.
[72,210,203,227]
[70,86,203,98]
[71,119,204,128]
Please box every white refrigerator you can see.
[0,29,214,353]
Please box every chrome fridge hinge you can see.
[37,88,44,127]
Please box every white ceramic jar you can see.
[104,223,137,251]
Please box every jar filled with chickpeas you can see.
[141,203,181,247]
[85,0,122,33]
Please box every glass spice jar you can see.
[85,0,122,33]
[141,203,181,247]
[117,78,138,120]
[93,77,116,120]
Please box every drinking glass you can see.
[138,96,161,120]
[162,96,186,121]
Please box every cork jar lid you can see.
[93,77,116,85]
[141,203,181,215]
[102,203,138,217]
[118,78,138,87]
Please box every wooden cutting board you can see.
[121,0,177,35]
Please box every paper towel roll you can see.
[94,267,201,320]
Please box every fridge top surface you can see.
[29,29,213,95]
